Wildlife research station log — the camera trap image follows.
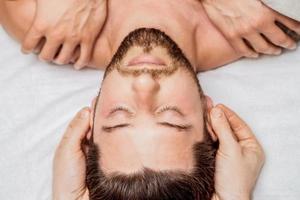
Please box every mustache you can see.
[104,28,194,77]
[115,64,178,78]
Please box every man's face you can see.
[92,28,208,175]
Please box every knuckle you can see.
[227,31,239,40]
[252,17,264,28]
[81,34,94,44]
[48,31,64,42]
[67,33,81,43]
[240,25,254,35]
[32,20,48,33]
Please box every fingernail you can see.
[285,43,297,50]
[249,53,258,58]
[54,60,64,65]
[74,63,84,70]
[274,49,282,55]
[290,44,297,50]
[39,56,46,62]
[79,109,89,119]
[21,48,30,54]
[211,107,223,118]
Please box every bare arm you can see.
[0,0,109,69]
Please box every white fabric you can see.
[262,0,300,21]
[0,26,300,200]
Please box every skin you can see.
[20,0,108,69]
[91,47,207,174]
[0,0,267,198]
[0,0,240,72]
[53,105,264,200]
[203,0,300,57]
[1,0,299,71]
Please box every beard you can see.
[103,28,196,79]
[87,28,217,200]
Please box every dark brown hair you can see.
[86,139,218,200]
[87,28,218,200]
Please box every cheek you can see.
[97,79,131,116]
[163,73,202,111]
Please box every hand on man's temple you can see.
[202,0,300,58]
[209,104,265,200]
[53,108,91,200]
[21,0,108,69]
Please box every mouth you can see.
[127,54,166,67]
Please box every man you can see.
[0,0,299,71]
[51,27,265,200]
[0,0,292,198]
[53,103,265,200]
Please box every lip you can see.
[127,54,166,67]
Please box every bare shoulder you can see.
[0,0,35,42]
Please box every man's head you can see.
[86,28,218,200]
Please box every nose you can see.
[132,74,160,108]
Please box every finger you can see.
[21,26,44,54]
[217,104,256,142]
[210,107,239,151]
[245,34,282,55]
[33,37,46,54]
[231,38,259,58]
[82,131,92,155]
[54,42,77,65]
[38,39,62,62]
[74,42,93,70]
[275,20,300,42]
[276,14,300,35]
[60,107,91,149]
[70,46,81,64]
[263,23,297,50]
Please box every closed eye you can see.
[102,124,131,132]
[158,122,192,131]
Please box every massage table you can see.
[0,11,300,199]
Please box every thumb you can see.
[210,107,238,151]
[60,107,91,150]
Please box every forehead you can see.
[96,124,201,173]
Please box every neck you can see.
[91,0,239,72]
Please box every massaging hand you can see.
[209,105,265,200]
[53,108,91,200]
[21,0,107,69]
[202,0,300,58]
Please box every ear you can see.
[204,96,217,142]
[205,95,213,111]
[90,96,97,128]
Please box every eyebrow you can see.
[156,106,185,117]
[107,107,134,118]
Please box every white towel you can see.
[262,0,300,21]
[0,26,300,199]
